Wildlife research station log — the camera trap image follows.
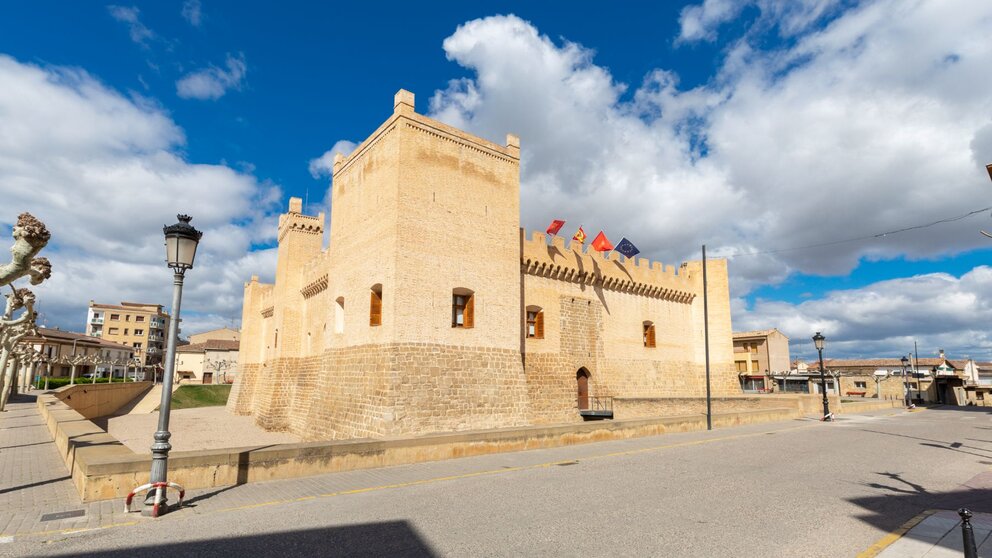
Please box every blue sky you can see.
[1,1,991,362]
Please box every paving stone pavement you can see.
[876,510,992,557]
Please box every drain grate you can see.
[40,510,85,522]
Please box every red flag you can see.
[572,226,587,244]
[546,219,566,235]
[591,231,613,252]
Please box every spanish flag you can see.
[572,226,587,244]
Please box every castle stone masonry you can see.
[229,89,738,440]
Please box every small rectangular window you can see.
[854,381,867,389]
[124,328,129,335]
[109,327,119,334]
[452,293,474,328]
[135,329,144,336]
[110,314,120,321]
[136,316,145,322]
[643,323,656,348]
[750,344,758,354]
[526,310,544,339]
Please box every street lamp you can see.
[143,214,202,517]
[900,355,912,408]
[813,332,832,421]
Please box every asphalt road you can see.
[4,407,991,557]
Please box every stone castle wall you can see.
[230,88,739,440]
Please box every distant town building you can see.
[175,328,241,384]
[188,327,240,345]
[21,327,134,381]
[732,329,790,392]
[86,301,170,366]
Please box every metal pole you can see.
[959,508,978,558]
[914,341,921,403]
[903,361,909,407]
[702,245,712,431]
[143,271,185,516]
[818,347,831,420]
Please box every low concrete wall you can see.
[54,382,152,419]
[613,394,902,421]
[613,396,766,419]
[37,392,796,502]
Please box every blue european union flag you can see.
[615,237,640,258]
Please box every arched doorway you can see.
[576,368,590,410]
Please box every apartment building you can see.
[86,301,170,366]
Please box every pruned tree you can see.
[0,213,51,410]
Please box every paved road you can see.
[3,405,991,557]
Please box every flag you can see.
[545,219,566,235]
[572,226,587,244]
[591,231,613,252]
[614,237,640,258]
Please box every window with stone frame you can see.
[370,284,383,327]
[526,306,544,339]
[854,381,867,389]
[643,321,656,348]
[135,316,145,322]
[110,313,120,320]
[452,289,474,328]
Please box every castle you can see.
[228,90,739,440]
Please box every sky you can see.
[1,0,991,362]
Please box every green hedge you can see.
[34,377,139,389]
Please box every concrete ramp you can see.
[117,384,165,414]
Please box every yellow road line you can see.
[856,509,935,558]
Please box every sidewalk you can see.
[0,394,87,537]
[874,510,992,557]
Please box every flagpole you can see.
[703,244,712,431]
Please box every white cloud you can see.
[677,0,844,43]
[182,0,203,27]
[107,5,155,46]
[428,6,992,357]
[0,54,280,334]
[308,140,356,179]
[734,267,992,362]
[176,53,247,100]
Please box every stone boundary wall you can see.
[613,394,903,420]
[37,392,793,503]
[54,381,152,419]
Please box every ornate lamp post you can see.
[901,355,911,408]
[813,332,832,421]
[142,215,202,517]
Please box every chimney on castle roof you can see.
[394,89,415,115]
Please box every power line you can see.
[726,205,992,259]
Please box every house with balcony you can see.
[732,329,790,392]
[962,361,992,406]
[86,301,170,366]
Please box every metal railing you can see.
[578,395,613,413]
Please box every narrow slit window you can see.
[370,285,382,327]
[643,321,656,348]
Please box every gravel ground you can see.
[105,407,300,453]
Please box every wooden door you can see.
[577,369,589,410]
[203,372,213,385]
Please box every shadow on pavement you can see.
[849,471,992,547]
[62,520,438,557]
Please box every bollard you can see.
[959,508,977,558]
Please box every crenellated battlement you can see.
[520,229,697,303]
